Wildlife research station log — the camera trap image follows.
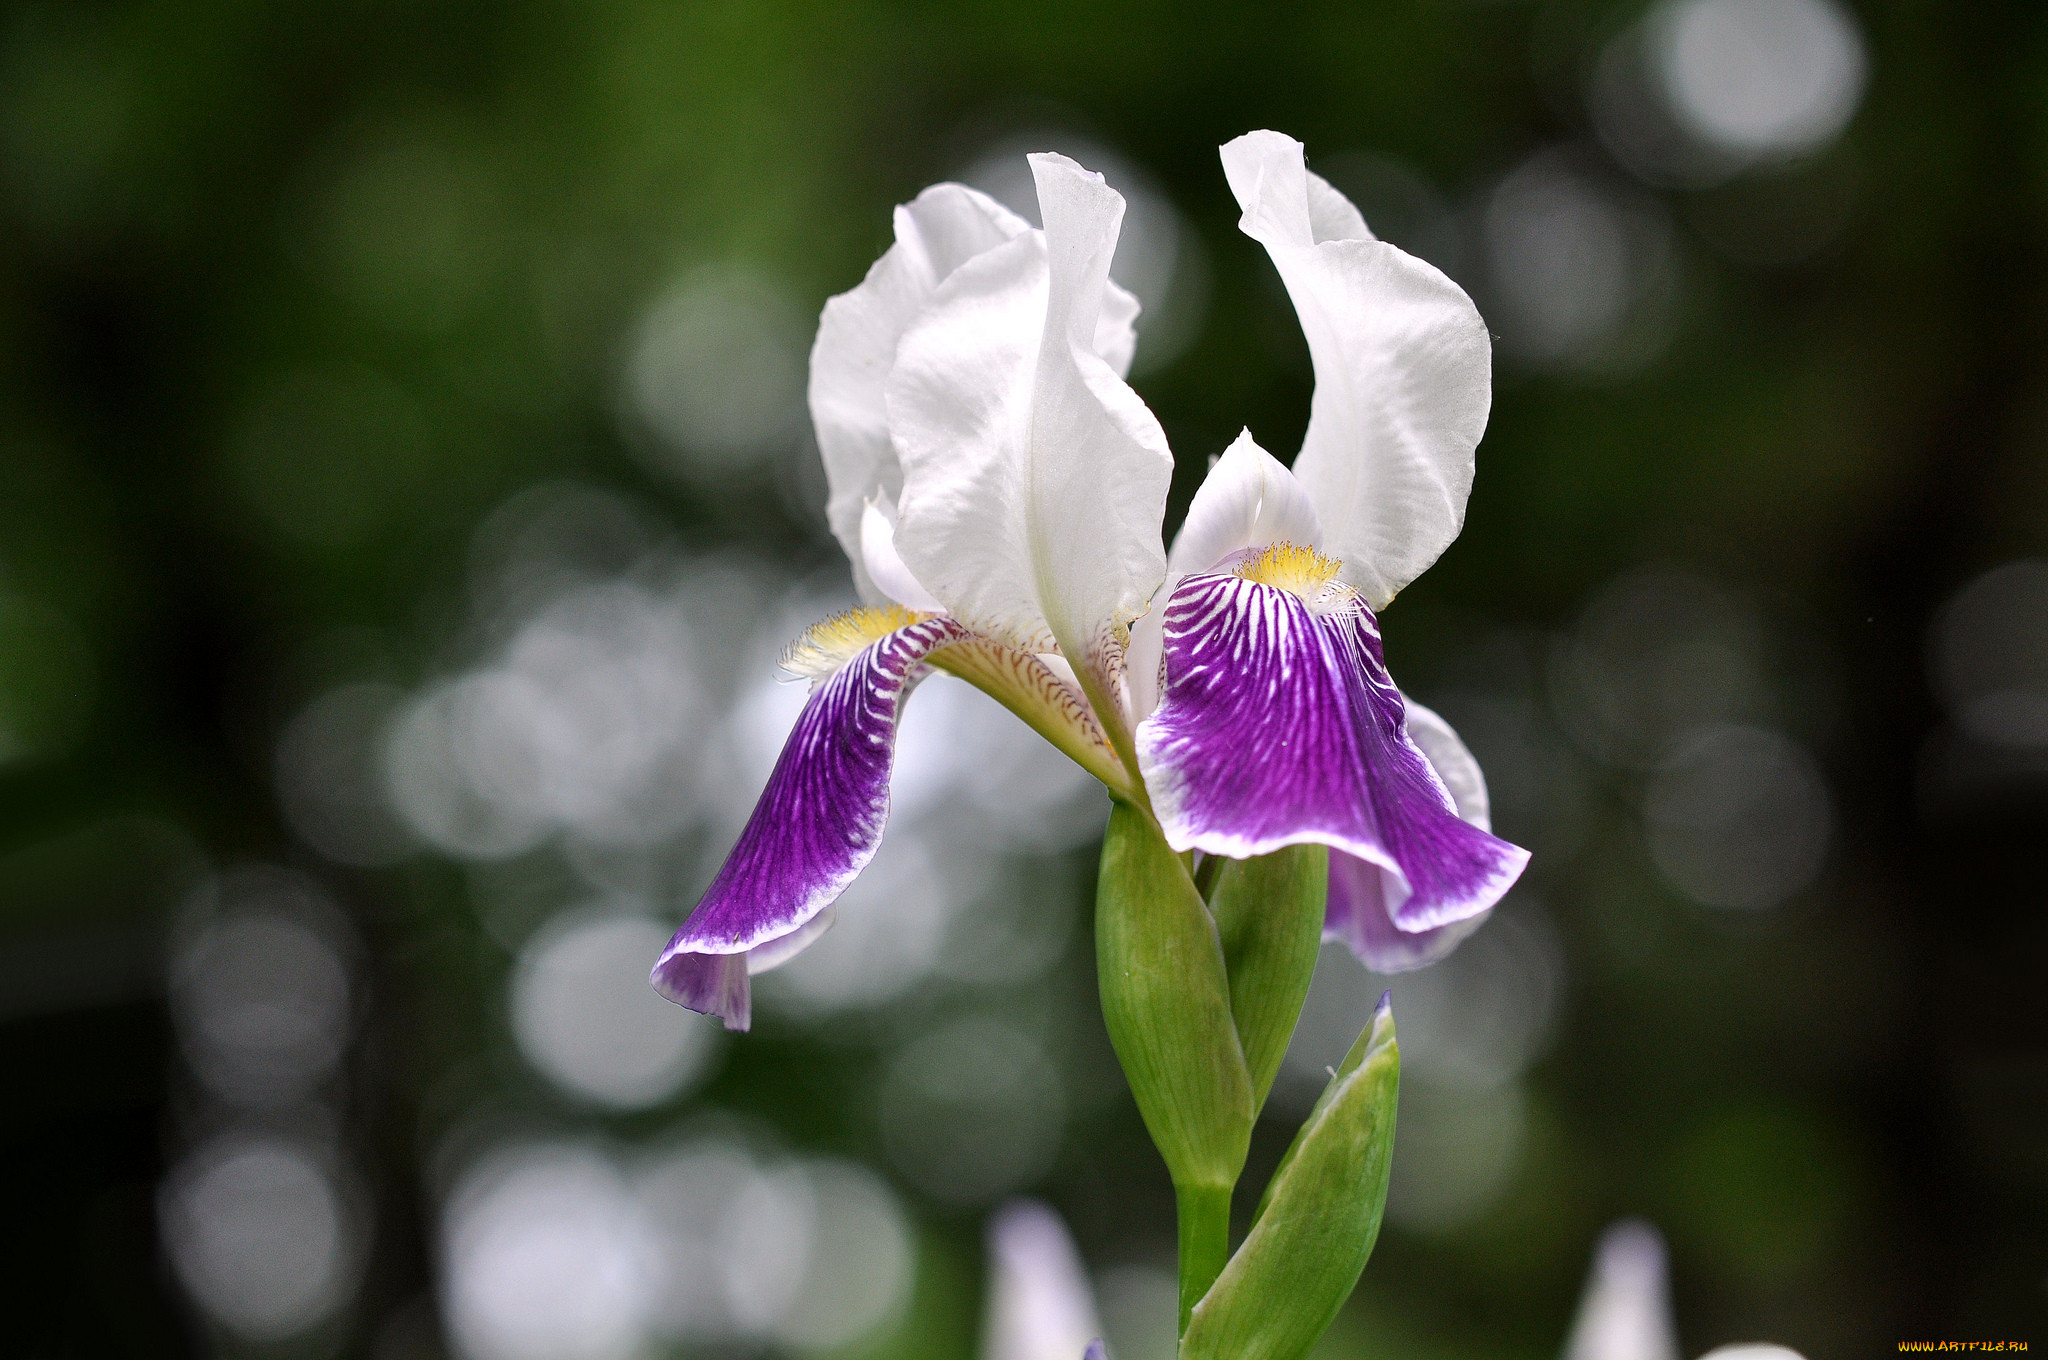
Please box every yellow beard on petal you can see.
[782,605,933,680]
[1236,542,1344,601]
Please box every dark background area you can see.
[3,0,2045,1356]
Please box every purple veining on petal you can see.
[1328,596,1530,932]
[1325,849,1493,973]
[651,614,968,1030]
[1137,570,1368,858]
[1135,569,1527,937]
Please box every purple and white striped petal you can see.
[1134,560,1527,935]
[1326,696,1502,972]
[651,612,967,1030]
[1129,431,1323,721]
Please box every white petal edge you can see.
[1402,696,1492,833]
[1094,277,1142,381]
[811,183,1029,604]
[746,903,836,974]
[1220,130,1492,609]
[1025,152,1175,706]
[1165,429,1324,577]
[888,230,1054,651]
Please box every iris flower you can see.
[1565,1220,1806,1360]
[654,130,1529,1029]
[980,1199,1105,1360]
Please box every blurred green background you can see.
[4,0,2046,1355]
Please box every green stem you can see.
[1175,1180,1232,1337]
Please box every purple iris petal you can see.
[652,614,967,1030]
[1325,849,1492,973]
[1083,1343,1107,1360]
[1136,569,1527,937]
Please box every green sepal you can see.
[1095,801,1254,1324]
[1182,996,1399,1360]
[1205,845,1327,1117]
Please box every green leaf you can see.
[1182,996,1399,1360]
[1205,845,1327,1116]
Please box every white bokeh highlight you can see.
[1592,0,1867,191]
[1279,904,1563,1231]
[1645,724,1832,911]
[1658,0,1868,160]
[170,869,354,1107]
[510,909,722,1108]
[1484,148,1677,373]
[881,1016,1066,1205]
[440,1137,913,1360]
[161,1134,360,1343]
[441,1145,661,1360]
[384,579,707,856]
[622,265,808,477]
[1929,560,2048,750]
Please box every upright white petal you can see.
[1221,130,1492,609]
[1306,169,1373,243]
[890,154,1173,720]
[1093,276,1141,381]
[980,1200,1102,1360]
[811,184,1030,603]
[1563,1221,1683,1360]
[1166,429,1323,577]
[888,231,1051,645]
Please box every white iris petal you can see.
[1220,130,1492,610]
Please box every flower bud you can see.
[1183,994,1399,1360]
[1095,802,1256,1192]
[1095,801,1255,1329]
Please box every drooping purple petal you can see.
[1326,694,1502,971]
[651,614,967,1030]
[1135,568,1527,936]
[1325,849,1491,973]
